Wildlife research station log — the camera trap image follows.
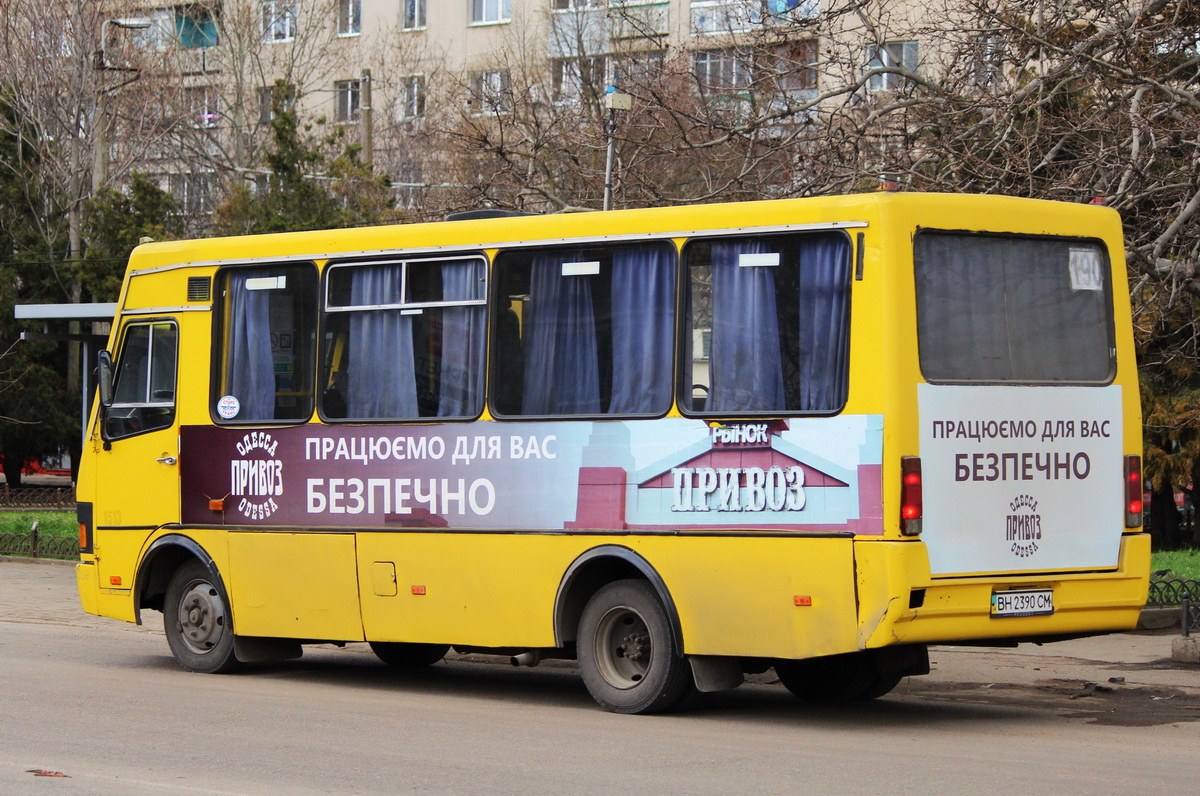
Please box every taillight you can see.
[900,456,922,536]
[1124,455,1143,528]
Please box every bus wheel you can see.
[578,579,691,714]
[369,642,449,667]
[163,560,239,673]
[774,652,900,702]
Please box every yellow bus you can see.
[76,193,1149,713]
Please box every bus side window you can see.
[215,264,318,423]
[105,322,178,440]
[321,256,487,421]
[683,233,851,415]
[490,242,676,417]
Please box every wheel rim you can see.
[592,604,653,690]
[176,579,227,656]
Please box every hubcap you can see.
[176,579,226,655]
[594,606,652,690]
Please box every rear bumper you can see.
[856,533,1151,647]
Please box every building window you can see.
[184,86,220,128]
[335,79,361,122]
[610,1,669,38]
[969,35,1002,87]
[611,51,665,86]
[471,0,511,24]
[134,6,219,50]
[168,172,216,216]
[553,0,603,9]
[337,0,361,36]
[866,41,918,91]
[691,0,755,35]
[551,56,606,103]
[469,69,512,113]
[694,49,752,93]
[769,38,818,93]
[262,0,298,43]
[397,75,426,120]
[178,5,219,48]
[259,83,296,123]
[402,0,427,30]
[765,0,819,19]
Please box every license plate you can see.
[990,589,1054,618]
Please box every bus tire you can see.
[163,560,239,673]
[774,652,900,702]
[369,642,449,667]
[577,579,691,715]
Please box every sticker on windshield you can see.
[1069,248,1103,291]
[217,395,241,419]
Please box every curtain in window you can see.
[522,253,601,414]
[347,266,418,418]
[608,245,674,414]
[437,259,486,417]
[226,271,276,419]
[797,236,850,410]
[709,241,786,411]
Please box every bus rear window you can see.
[914,233,1114,383]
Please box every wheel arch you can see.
[553,545,684,656]
[134,533,228,626]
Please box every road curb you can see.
[0,554,75,567]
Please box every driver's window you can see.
[105,322,178,440]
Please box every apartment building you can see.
[94,0,938,218]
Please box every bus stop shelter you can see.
[13,303,117,447]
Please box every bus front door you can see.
[94,320,181,589]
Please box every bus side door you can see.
[95,319,181,587]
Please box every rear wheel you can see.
[775,652,900,702]
[369,642,449,667]
[578,579,691,714]
[163,560,239,673]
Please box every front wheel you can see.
[163,560,239,673]
[577,579,691,714]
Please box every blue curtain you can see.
[522,252,601,414]
[608,245,675,414]
[709,241,786,411]
[226,271,276,419]
[347,265,418,418]
[797,236,851,410]
[437,259,486,417]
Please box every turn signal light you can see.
[900,456,923,536]
[1124,455,1143,528]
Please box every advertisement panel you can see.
[918,384,1124,575]
[181,416,884,534]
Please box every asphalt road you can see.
[2,560,1199,794]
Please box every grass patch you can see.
[1151,548,1200,581]
[0,511,76,539]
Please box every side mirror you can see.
[97,350,114,408]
